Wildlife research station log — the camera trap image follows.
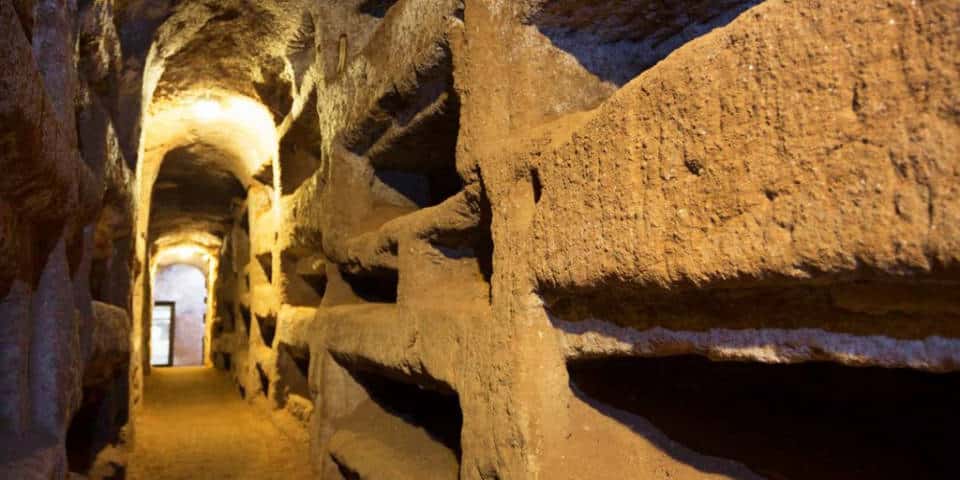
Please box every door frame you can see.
[153,301,176,367]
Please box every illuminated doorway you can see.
[153,264,208,366]
[150,302,175,366]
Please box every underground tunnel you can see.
[1,0,959,479]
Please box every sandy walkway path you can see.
[128,367,313,479]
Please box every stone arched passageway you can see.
[2,1,960,479]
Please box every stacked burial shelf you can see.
[276,87,329,308]
[311,1,478,478]
[328,367,463,480]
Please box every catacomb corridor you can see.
[1,0,959,479]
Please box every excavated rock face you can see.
[195,1,960,479]
[3,0,959,479]
[114,0,957,479]
[1,0,136,478]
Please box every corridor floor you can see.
[128,367,313,479]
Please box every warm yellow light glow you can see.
[154,244,214,269]
[145,90,279,184]
[223,97,269,122]
[191,99,222,122]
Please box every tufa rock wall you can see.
[199,0,959,479]
[1,0,138,477]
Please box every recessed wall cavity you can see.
[528,0,762,86]
[277,343,311,402]
[329,368,463,479]
[279,91,323,195]
[339,268,399,303]
[256,313,277,347]
[568,355,960,479]
[239,305,252,336]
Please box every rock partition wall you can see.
[1,0,138,478]
[205,0,960,479]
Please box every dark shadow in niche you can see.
[207,8,241,24]
[528,0,762,86]
[568,355,960,480]
[373,170,432,207]
[371,164,463,210]
[253,57,294,123]
[65,376,128,476]
[214,351,232,372]
[358,0,398,18]
[279,89,323,195]
[256,252,273,284]
[239,207,249,233]
[300,270,328,299]
[256,362,270,398]
[278,343,311,402]
[530,168,543,204]
[239,305,251,337]
[348,368,462,457]
[475,182,494,284]
[252,162,273,185]
[257,313,277,347]
[336,463,362,480]
[425,181,494,298]
[340,267,398,303]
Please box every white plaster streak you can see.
[558,318,960,372]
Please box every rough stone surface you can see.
[1,0,136,477]
[145,0,960,478]
[3,0,960,479]
[86,302,131,387]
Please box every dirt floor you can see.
[127,367,313,480]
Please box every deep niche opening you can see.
[340,267,399,303]
[214,351,232,372]
[348,44,464,211]
[256,252,273,284]
[530,168,543,204]
[358,0,398,18]
[65,379,128,476]
[256,362,271,398]
[351,368,463,460]
[256,313,277,347]
[239,206,250,233]
[567,355,960,480]
[372,168,463,210]
[280,249,327,305]
[528,0,762,86]
[277,343,311,402]
[426,182,494,292]
[279,89,323,194]
[299,268,327,299]
[239,305,251,336]
[215,301,235,335]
